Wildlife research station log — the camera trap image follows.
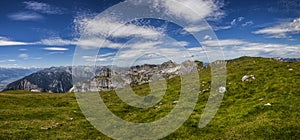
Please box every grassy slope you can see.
[0,57,299,139]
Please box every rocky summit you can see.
[73,60,201,92]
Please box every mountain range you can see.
[0,68,41,91]
[3,61,203,93]
[2,57,298,93]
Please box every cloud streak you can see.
[197,39,300,59]
[0,37,33,46]
[75,17,164,39]
[253,18,300,39]
[162,0,224,22]
[43,47,69,51]
[7,12,43,21]
[23,1,64,14]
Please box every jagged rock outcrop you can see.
[74,60,199,92]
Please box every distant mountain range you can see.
[3,61,203,93]
[276,58,300,62]
[0,68,41,91]
[3,67,73,93]
[2,57,298,93]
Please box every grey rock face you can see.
[74,60,199,92]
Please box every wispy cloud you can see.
[0,59,17,63]
[19,48,28,51]
[213,25,232,31]
[7,12,43,21]
[75,17,164,39]
[39,38,75,46]
[18,53,29,59]
[7,59,17,62]
[214,17,253,30]
[161,0,224,22]
[23,1,64,14]
[192,39,300,59]
[242,21,254,27]
[183,26,210,33]
[0,36,33,46]
[253,18,300,39]
[43,47,69,51]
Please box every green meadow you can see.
[1,57,299,139]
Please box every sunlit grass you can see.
[0,57,299,139]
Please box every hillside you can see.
[3,67,73,93]
[0,68,40,91]
[0,57,299,139]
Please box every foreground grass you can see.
[0,57,299,139]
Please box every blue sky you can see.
[0,0,299,68]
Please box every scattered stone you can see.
[159,102,162,105]
[218,87,226,94]
[289,68,293,71]
[155,105,161,109]
[259,98,264,101]
[202,89,209,93]
[264,103,271,106]
[242,75,255,82]
[40,127,50,130]
[70,118,74,121]
[30,89,41,92]
[173,101,179,105]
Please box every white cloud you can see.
[171,41,189,47]
[238,17,245,22]
[253,18,300,39]
[82,55,113,62]
[230,19,237,26]
[39,38,75,46]
[0,36,32,46]
[18,48,28,51]
[214,17,250,30]
[192,39,300,59]
[242,21,254,27]
[183,26,210,33]
[47,52,64,55]
[76,38,122,49]
[19,54,29,59]
[7,59,17,62]
[75,17,164,39]
[204,35,212,40]
[162,0,224,22]
[32,57,43,60]
[213,25,232,31]
[8,12,43,21]
[23,1,64,14]
[202,39,247,47]
[43,47,69,51]
[98,52,116,58]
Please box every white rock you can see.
[173,101,179,104]
[218,87,226,94]
[264,103,271,106]
[242,75,255,82]
[40,127,49,130]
